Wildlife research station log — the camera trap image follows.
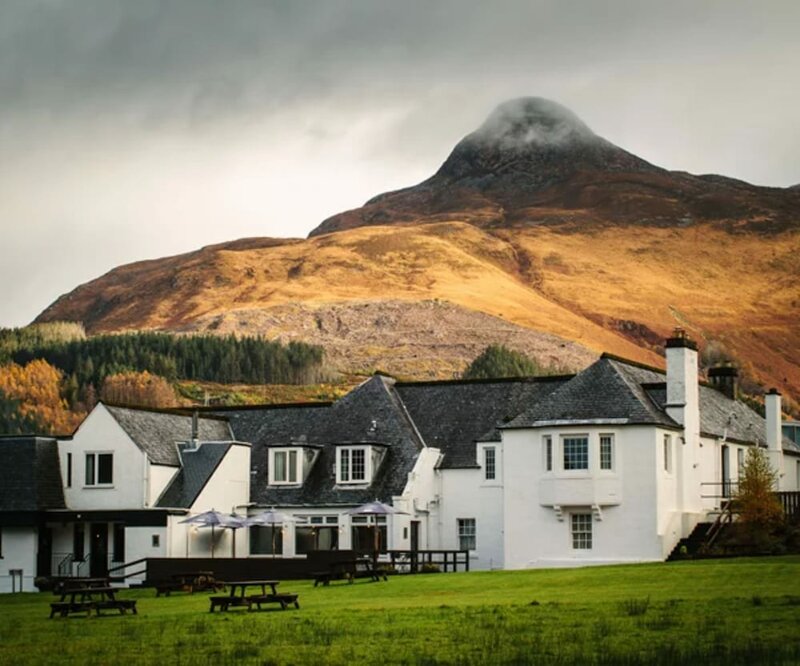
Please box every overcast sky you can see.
[1,0,798,328]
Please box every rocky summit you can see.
[311,97,799,236]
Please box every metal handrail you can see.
[107,557,148,579]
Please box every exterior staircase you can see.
[667,522,712,561]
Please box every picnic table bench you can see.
[209,580,299,612]
[312,558,388,586]
[49,586,137,618]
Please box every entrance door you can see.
[90,523,109,578]
[37,526,53,577]
[721,445,731,499]
[410,521,420,552]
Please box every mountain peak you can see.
[471,97,597,149]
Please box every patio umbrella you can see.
[180,509,245,558]
[244,509,294,558]
[347,501,407,562]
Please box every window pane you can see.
[563,437,588,470]
[85,454,95,486]
[545,437,552,471]
[250,526,283,555]
[66,452,72,488]
[351,449,365,480]
[457,518,476,551]
[288,450,298,483]
[484,447,496,480]
[600,435,613,471]
[340,449,349,482]
[663,435,672,473]
[571,513,592,549]
[274,451,287,482]
[97,454,113,484]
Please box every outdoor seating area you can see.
[208,580,299,612]
[49,577,137,618]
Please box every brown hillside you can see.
[36,97,800,405]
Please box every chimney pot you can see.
[708,365,738,400]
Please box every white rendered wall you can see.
[149,465,179,507]
[395,446,442,552]
[0,528,37,593]
[503,426,665,568]
[170,443,251,559]
[59,405,157,510]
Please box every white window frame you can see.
[599,434,614,471]
[562,435,589,471]
[84,451,113,487]
[457,518,476,552]
[269,448,302,485]
[483,446,496,481]
[336,445,371,485]
[571,513,592,550]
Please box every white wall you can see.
[168,443,251,559]
[0,528,37,593]
[149,465,179,508]
[60,405,160,511]
[503,425,665,568]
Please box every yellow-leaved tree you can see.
[100,371,178,408]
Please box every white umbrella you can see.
[347,500,407,560]
[180,509,245,558]
[244,509,294,558]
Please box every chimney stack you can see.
[708,365,738,400]
[764,389,783,489]
[191,410,199,447]
[665,328,699,426]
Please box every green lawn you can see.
[2,557,800,665]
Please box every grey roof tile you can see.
[396,376,570,468]
[0,437,66,512]
[105,404,232,465]
[505,356,677,428]
[156,442,235,509]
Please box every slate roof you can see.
[156,442,236,509]
[505,356,677,429]
[645,384,800,453]
[104,404,232,466]
[396,376,570,469]
[504,354,799,453]
[0,437,66,514]
[218,375,425,507]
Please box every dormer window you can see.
[268,447,318,486]
[336,445,384,485]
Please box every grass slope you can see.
[2,558,799,665]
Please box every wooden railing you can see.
[387,550,470,574]
[776,491,800,519]
[107,557,148,581]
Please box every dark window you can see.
[112,524,125,562]
[85,453,113,485]
[74,524,85,560]
[66,453,72,488]
[97,454,113,484]
[351,525,387,554]
[295,526,338,554]
[249,526,283,556]
[151,534,160,548]
[545,436,553,471]
[600,435,614,471]
[0,527,3,558]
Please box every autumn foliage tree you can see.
[736,447,783,535]
[0,359,83,434]
[100,371,178,408]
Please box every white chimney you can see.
[665,328,699,428]
[665,328,701,514]
[765,389,784,489]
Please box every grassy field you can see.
[2,557,799,665]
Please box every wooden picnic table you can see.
[312,558,388,587]
[50,586,137,618]
[209,580,299,612]
[54,577,110,597]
